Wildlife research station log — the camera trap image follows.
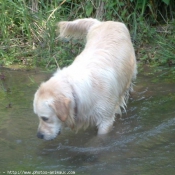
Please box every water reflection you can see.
[0,67,175,175]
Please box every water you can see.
[0,66,175,175]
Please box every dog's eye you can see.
[41,117,49,122]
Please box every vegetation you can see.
[0,0,175,69]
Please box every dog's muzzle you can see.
[37,132,44,139]
[37,131,61,140]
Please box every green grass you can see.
[0,0,175,69]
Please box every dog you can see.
[33,18,137,140]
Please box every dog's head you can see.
[33,79,71,140]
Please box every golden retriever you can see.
[33,18,137,140]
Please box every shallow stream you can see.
[0,66,175,175]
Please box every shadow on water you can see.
[0,66,175,175]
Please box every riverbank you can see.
[0,1,175,70]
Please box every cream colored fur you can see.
[58,18,100,39]
[33,18,137,140]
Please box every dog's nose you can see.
[37,132,44,139]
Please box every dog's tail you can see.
[57,18,101,39]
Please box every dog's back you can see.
[58,18,137,82]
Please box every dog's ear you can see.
[50,98,71,122]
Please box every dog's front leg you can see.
[97,119,114,135]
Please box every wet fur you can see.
[33,18,137,140]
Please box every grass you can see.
[0,0,175,70]
[136,21,175,67]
